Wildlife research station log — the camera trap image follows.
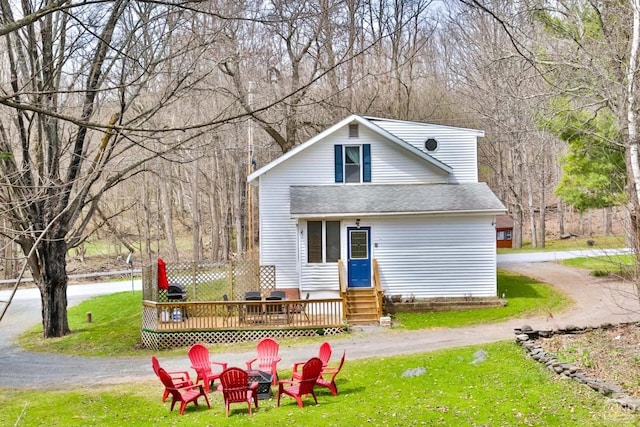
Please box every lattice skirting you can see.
[141,326,346,350]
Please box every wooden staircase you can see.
[345,288,381,325]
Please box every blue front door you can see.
[347,227,371,288]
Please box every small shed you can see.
[496,215,514,248]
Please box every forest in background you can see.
[1,1,629,273]
[2,1,638,336]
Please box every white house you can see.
[248,115,506,301]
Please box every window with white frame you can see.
[307,220,341,263]
[334,143,371,183]
[344,146,361,183]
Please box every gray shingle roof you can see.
[290,183,506,217]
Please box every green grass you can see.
[9,269,635,425]
[1,341,635,426]
[19,271,571,356]
[561,254,636,277]
[18,291,146,357]
[498,234,626,254]
[393,270,570,330]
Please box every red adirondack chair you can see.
[188,344,228,393]
[217,367,259,417]
[246,338,281,385]
[292,341,332,381]
[316,350,346,396]
[151,356,193,402]
[277,357,323,408]
[157,368,210,415]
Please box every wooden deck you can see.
[141,298,345,349]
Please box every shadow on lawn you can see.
[498,272,544,299]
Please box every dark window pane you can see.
[307,221,322,263]
[326,221,341,262]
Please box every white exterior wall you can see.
[371,215,497,297]
[372,120,479,183]
[259,124,450,289]
[362,127,448,184]
[296,214,498,298]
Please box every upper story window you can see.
[334,144,371,183]
[344,146,361,183]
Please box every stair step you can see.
[345,288,381,326]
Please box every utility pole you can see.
[247,82,254,252]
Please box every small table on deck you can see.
[246,369,273,399]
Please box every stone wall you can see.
[514,323,640,411]
[384,296,506,314]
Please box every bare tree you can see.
[0,1,241,337]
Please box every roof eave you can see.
[291,208,507,219]
[248,114,365,183]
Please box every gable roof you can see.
[290,183,506,218]
[247,115,455,183]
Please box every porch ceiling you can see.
[290,183,506,217]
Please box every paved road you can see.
[1,251,639,389]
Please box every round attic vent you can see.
[424,138,438,152]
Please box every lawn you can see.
[2,340,637,426]
[561,253,636,277]
[18,270,572,356]
[497,234,627,254]
[8,261,636,426]
[393,270,570,330]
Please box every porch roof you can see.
[290,183,506,218]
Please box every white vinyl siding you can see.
[255,116,497,296]
[371,120,480,183]
[258,127,450,289]
[362,127,448,184]
[371,215,497,298]
[296,215,498,296]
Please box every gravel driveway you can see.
[2,255,639,390]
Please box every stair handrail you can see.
[337,259,347,321]
[372,259,383,318]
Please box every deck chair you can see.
[244,292,263,323]
[269,290,287,299]
[292,341,332,381]
[157,368,210,415]
[222,294,239,325]
[151,356,193,402]
[316,350,346,396]
[188,344,228,393]
[265,291,285,319]
[288,292,310,322]
[244,291,262,299]
[246,337,281,385]
[277,357,323,408]
[217,367,259,417]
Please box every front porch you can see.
[140,259,347,349]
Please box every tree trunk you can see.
[604,207,612,235]
[512,204,523,249]
[191,159,201,262]
[30,238,70,338]
[142,175,153,262]
[234,164,243,255]
[159,165,179,260]
[558,199,565,236]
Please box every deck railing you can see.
[140,259,347,349]
[143,298,343,331]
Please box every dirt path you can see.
[1,261,639,390]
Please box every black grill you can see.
[167,283,187,301]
